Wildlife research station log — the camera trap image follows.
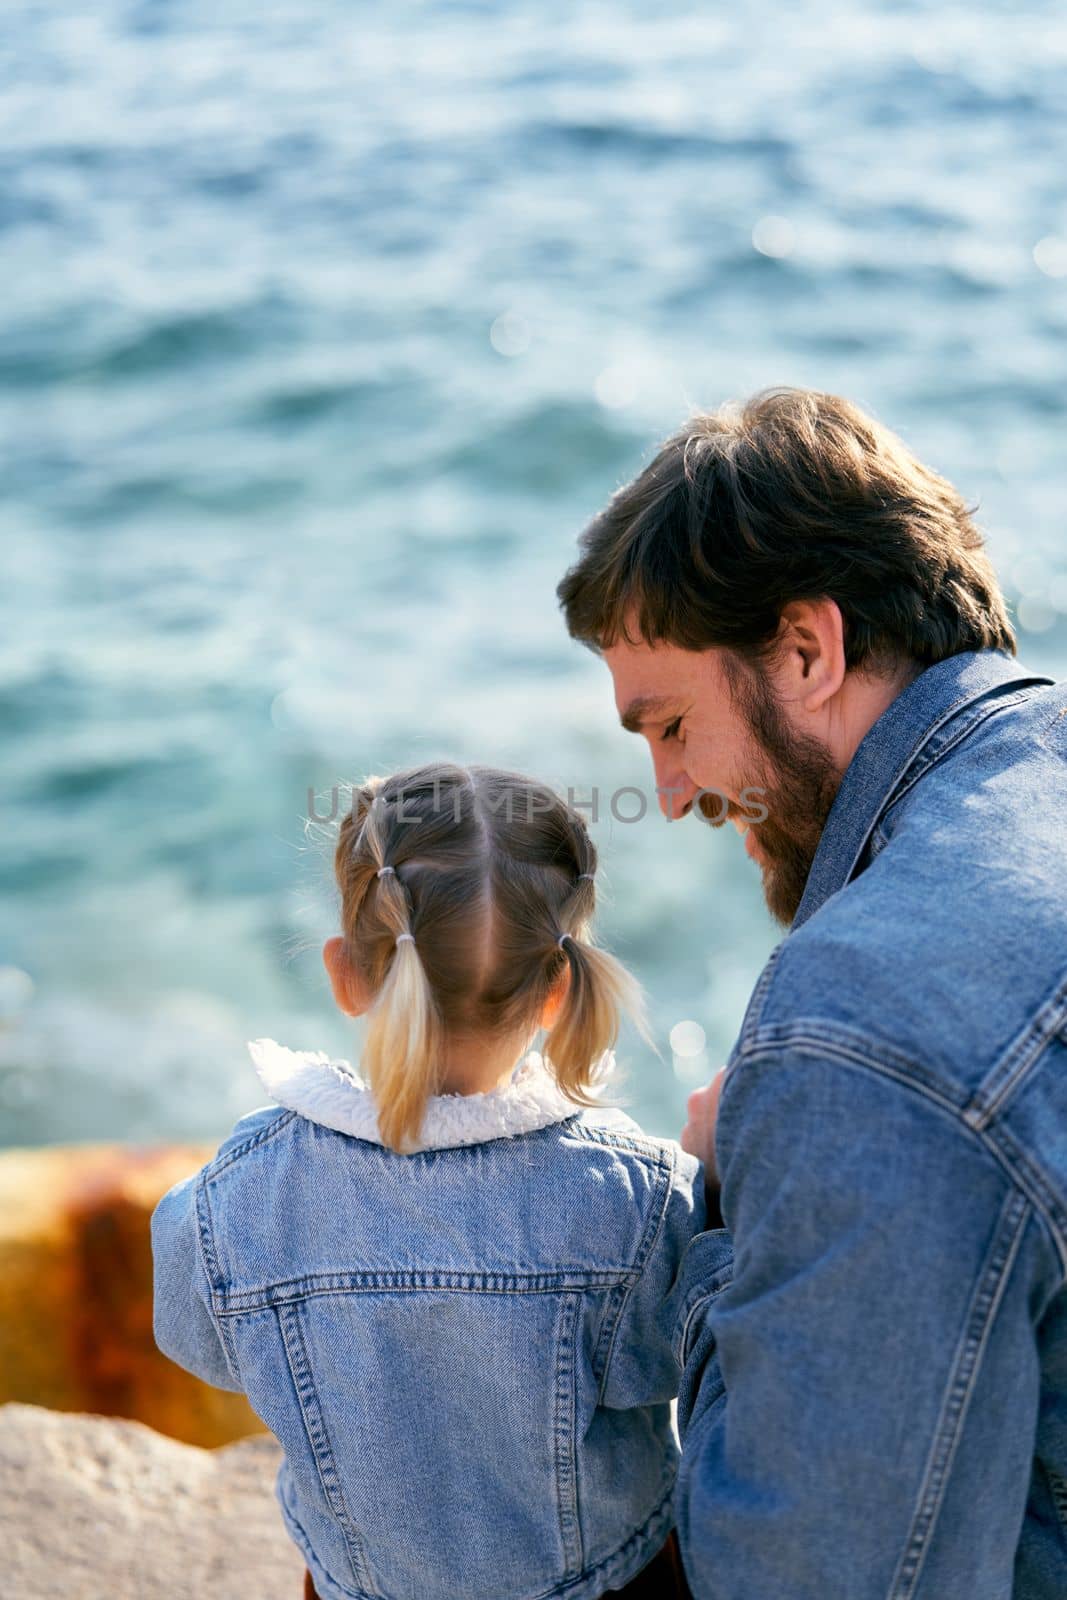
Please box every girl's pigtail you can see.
[361,932,442,1152]
[359,822,442,1152]
[543,936,655,1103]
[334,779,384,931]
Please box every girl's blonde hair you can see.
[333,762,650,1152]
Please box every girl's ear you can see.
[539,965,571,1030]
[323,937,370,1017]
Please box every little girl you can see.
[152,761,704,1600]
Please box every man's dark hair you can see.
[557,387,1015,671]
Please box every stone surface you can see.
[1,1402,305,1600]
[0,1144,266,1446]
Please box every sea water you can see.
[2,0,1066,1145]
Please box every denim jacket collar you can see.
[792,648,1054,932]
[247,1037,611,1151]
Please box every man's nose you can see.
[652,753,698,820]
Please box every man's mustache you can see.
[696,794,766,829]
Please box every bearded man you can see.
[557,388,1067,1599]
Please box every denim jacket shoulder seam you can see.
[205,1106,297,1179]
[192,1173,243,1380]
[740,1021,966,1116]
[195,1109,297,1329]
[870,684,1052,854]
[826,680,1022,902]
[596,1142,676,1404]
[565,1121,676,1168]
[884,682,1048,813]
[972,1119,1067,1278]
[736,1030,1067,1272]
[629,1138,676,1279]
[194,1172,225,1294]
[963,966,1067,1128]
[800,673,1049,920]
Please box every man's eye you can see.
[660,718,682,743]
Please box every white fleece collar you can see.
[247,1037,619,1152]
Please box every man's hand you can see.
[681,1067,727,1228]
[680,1067,726,1176]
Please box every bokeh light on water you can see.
[2,1,1067,1145]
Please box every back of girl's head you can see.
[333,761,648,1152]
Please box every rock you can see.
[0,1145,265,1446]
[1,1402,305,1600]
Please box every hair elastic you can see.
[396,932,415,945]
[377,865,396,878]
[578,873,595,882]
[557,932,572,950]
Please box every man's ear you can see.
[323,937,370,1017]
[774,598,847,713]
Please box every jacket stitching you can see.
[591,1281,630,1398]
[276,1430,678,1600]
[677,1260,734,1367]
[205,1107,298,1177]
[738,943,785,1052]
[628,1142,676,1280]
[596,1145,675,1405]
[200,1230,241,1383]
[842,681,1050,892]
[887,1188,1030,1600]
[744,1020,968,1115]
[564,1122,676,1166]
[214,1268,633,1314]
[868,686,1048,858]
[202,1108,674,1177]
[553,1291,583,1578]
[964,967,1067,1128]
[532,1478,676,1600]
[673,1363,727,1485]
[194,1174,224,1289]
[973,1119,1067,1277]
[278,1301,378,1597]
[193,1176,243,1379]
[1035,699,1067,754]
[738,1029,1067,1273]
[275,1492,370,1600]
[835,687,1012,896]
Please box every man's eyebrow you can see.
[619,695,677,734]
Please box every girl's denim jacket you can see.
[152,1042,704,1600]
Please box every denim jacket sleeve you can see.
[599,1139,707,1410]
[150,1168,243,1392]
[668,1043,1048,1600]
[150,1105,283,1393]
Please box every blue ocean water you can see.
[2,1,1066,1146]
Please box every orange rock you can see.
[0,1145,267,1447]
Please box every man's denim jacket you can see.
[152,1043,704,1600]
[669,648,1067,1599]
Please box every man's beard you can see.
[708,657,842,926]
